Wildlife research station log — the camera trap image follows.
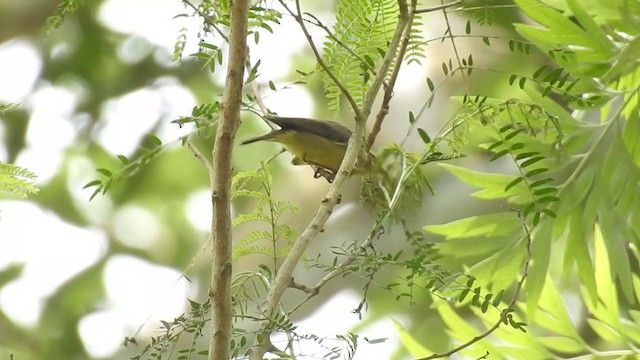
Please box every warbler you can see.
[240,116,358,181]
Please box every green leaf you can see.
[408,111,416,124]
[598,208,635,302]
[480,299,490,313]
[518,76,527,89]
[521,156,545,168]
[490,149,508,161]
[492,290,504,306]
[583,225,623,332]
[603,35,640,83]
[537,336,584,354]
[525,168,548,177]
[523,202,536,217]
[587,318,623,344]
[532,211,541,226]
[505,128,525,141]
[499,124,514,133]
[536,277,582,340]
[82,180,102,189]
[95,168,112,177]
[116,155,130,165]
[426,77,435,91]
[434,300,500,357]
[515,151,541,160]
[438,163,525,199]
[147,134,162,147]
[541,208,556,218]
[566,0,614,54]
[392,319,430,357]
[426,212,521,239]
[487,140,504,152]
[530,177,554,188]
[458,289,470,302]
[563,210,597,304]
[505,177,524,192]
[514,0,607,52]
[533,187,557,196]
[532,65,547,79]
[526,219,553,319]
[417,128,431,144]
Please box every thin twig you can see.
[417,212,532,360]
[208,0,250,359]
[183,0,229,42]
[184,0,275,130]
[278,0,363,120]
[303,13,377,77]
[187,140,214,174]
[359,0,410,124]
[289,278,317,294]
[367,1,416,150]
[415,0,463,14]
[248,0,414,357]
[441,0,467,84]
[286,225,386,316]
[284,0,419,319]
[246,77,276,129]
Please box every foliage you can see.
[82,134,164,200]
[0,162,38,198]
[0,102,19,115]
[322,0,398,111]
[78,0,640,357]
[44,0,82,34]
[129,299,210,360]
[83,103,220,200]
[4,0,640,359]
[0,103,38,198]
[360,143,434,221]
[412,0,640,358]
[230,164,299,261]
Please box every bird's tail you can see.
[240,133,277,145]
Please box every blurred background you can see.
[0,0,524,359]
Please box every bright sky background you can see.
[0,0,441,358]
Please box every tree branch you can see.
[359,0,411,124]
[182,0,229,42]
[367,0,417,150]
[187,140,214,175]
[278,0,363,120]
[249,1,415,358]
[303,13,377,77]
[208,1,249,359]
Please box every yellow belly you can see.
[274,131,347,172]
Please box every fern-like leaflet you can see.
[322,0,397,111]
[231,164,299,263]
[0,162,39,198]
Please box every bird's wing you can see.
[264,116,352,145]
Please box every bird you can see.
[240,116,354,181]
